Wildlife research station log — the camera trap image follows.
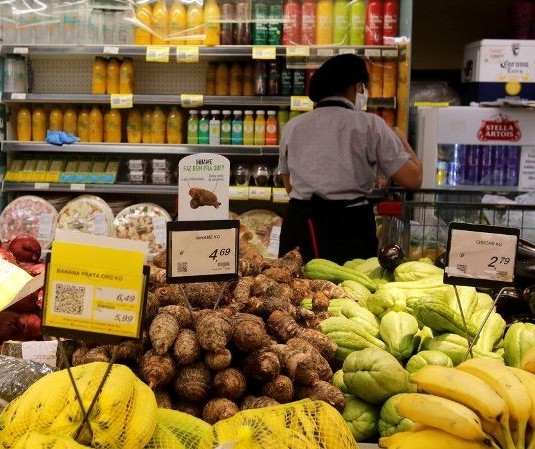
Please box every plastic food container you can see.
[0,195,58,249]
[57,195,115,236]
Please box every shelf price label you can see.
[444,223,519,288]
[272,187,290,203]
[176,46,199,63]
[167,220,239,283]
[252,46,277,60]
[286,46,310,57]
[110,94,133,109]
[248,186,272,201]
[181,94,204,107]
[229,186,249,200]
[364,48,382,58]
[146,45,170,62]
[291,96,314,112]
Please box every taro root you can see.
[149,312,180,355]
[213,368,247,400]
[140,350,176,390]
[203,398,239,424]
[173,329,202,365]
[261,374,294,403]
[173,362,212,402]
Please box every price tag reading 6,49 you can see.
[167,220,240,283]
[444,223,519,288]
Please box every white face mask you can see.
[355,85,369,111]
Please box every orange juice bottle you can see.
[229,62,243,96]
[49,106,64,131]
[186,2,204,45]
[242,62,255,96]
[31,106,47,141]
[382,60,397,97]
[169,1,187,44]
[316,0,333,44]
[265,110,278,145]
[243,110,254,145]
[106,57,120,95]
[215,63,230,96]
[119,57,135,94]
[152,1,169,45]
[167,106,183,144]
[77,107,90,142]
[204,0,221,46]
[254,110,266,145]
[17,107,32,141]
[92,57,107,94]
[206,62,217,95]
[63,106,78,134]
[134,4,152,45]
[127,108,142,143]
[105,108,122,143]
[142,108,153,143]
[151,106,167,143]
[89,106,103,142]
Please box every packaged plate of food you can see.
[239,209,282,259]
[57,195,115,236]
[114,203,171,257]
[0,195,58,249]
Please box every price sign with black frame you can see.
[167,220,240,283]
[444,223,519,288]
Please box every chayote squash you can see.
[339,280,373,306]
[342,395,380,442]
[445,285,479,321]
[474,292,495,312]
[333,369,349,393]
[470,309,506,353]
[379,311,420,361]
[342,347,411,405]
[404,350,453,373]
[377,393,415,437]
[503,322,535,367]
[305,259,377,292]
[416,326,434,352]
[393,261,444,282]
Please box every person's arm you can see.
[282,174,292,194]
[389,127,423,190]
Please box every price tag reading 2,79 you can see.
[444,223,519,288]
[167,220,240,283]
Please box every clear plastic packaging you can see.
[57,195,115,236]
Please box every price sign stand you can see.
[443,223,519,360]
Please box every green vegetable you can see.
[339,280,372,306]
[416,326,434,352]
[445,285,479,321]
[470,309,506,353]
[404,350,453,373]
[393,261,443,282]
[344,258,366,270]
[339,301,380,337]
[333,369,349,393]
[342,395,380,442]
[379,311,419,360]
[305,259,377,292]
[345,257,385,280]
[378,393,415,437]
[342,347,411,405]
[503,322,535,368]
[300,297,312,310]
[474,292,495,312]
[320,316,386,349]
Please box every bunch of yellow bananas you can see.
[0,362,157,449]
[378,359,535,449]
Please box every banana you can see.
[147,422,187,449]
[284,428,317,449]
[458,358,531,449]
[395,392,490,442]
[507,367,535,449]
[379,428,496,449]
[521,346,535,374]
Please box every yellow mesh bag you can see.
[11,431,89,449]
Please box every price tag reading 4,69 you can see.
[444,223,519,288]
[167,220,240,283]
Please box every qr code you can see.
[176,262,188,273]
[456,264,467,274]
[53,283,86,315]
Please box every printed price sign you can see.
[291,96,314,111]
[181,94,204,107]
[167,220,239,283]
[110,94,133,109]
[286,46,310,57]
[146,45,170,62]
[444,223,519,288]
[252,46,277,60]
[176,46,199,62]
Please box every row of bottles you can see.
[91,57,135,95]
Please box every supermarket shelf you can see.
[2,181,178,194]
[1,141,280,156]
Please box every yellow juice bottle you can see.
[204,0,221,46]
[242,62,255,96]
[77,107,90,142]
[49,106,64,131]
[119,57,135,94]
[17,107,32,141]
[215,62,230,96]
[142,108,153,143]
[152,1,169,45]
[63,106,78,134]
[89,106,103,143]
[316,0,333,44]
[134,4,152,45]
[31,106,47,141]
[127,108,142,143]
[151,106,167,144]
[106,57,120,95]
[92,57,107,94]
[167,106,184,144]
[254,110,266,145]
[332,0,348,45]
[229,62,243,96]
[186,2,204,45]
[206,62,217,95]
[169,1,187,44]
[105,108,122,143]
[243,110,254,145]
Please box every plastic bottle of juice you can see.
[17,107,32,141]
[283,0,301,45]
[167,106,183,144]
[254,110,266,145]
[300,0,316,45]
[206,63,217,95]
[268,0,283,45]
[383,0,399,44]
[169,1,187,44]
[243,110,255,145]
[63,106,78,134]
[365,0,383,45]
[235,0,252,44]
[316,0,333,44]
[215,63,230,96]
[220,110,232,145]
[106,57,120,95]
[220,0,235,45]
[105,108,122,143]
[31,106,47,141]
[231,110,243,145]
[49,106,64,131]
[119,57,134,94]
[103,108,110,141]
[277,108,289,142]
[151,106,167,144]
[349,0,366,45]
[77,107,90,142]
[204,0,221,46]
[89,105,103,142]
[187,110,199,144]
[209,109,221,145]
[252,0,268,45]
[229,62,244,96]
[92,57,107,94]
[382,60,397,97]
[332,0,349,45]
[134,3,152,45]
[127,108,142,143]
[198,110,210,144]
[152,1,169,45]
[242,62,255,96]
[265,110,278,145]
[186,2,204,45]
[142,108,153,143]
